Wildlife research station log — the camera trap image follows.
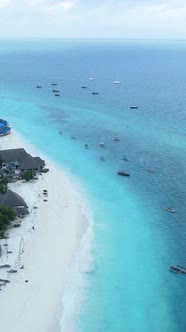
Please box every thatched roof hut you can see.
[0,148,45,171]
[0,189,29,216]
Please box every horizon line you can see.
[0,37,186,42]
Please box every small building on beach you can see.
[0,189,29,217]
[0,148,46,172]
[0,119,11,136]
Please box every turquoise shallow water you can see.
[0,39,186,331]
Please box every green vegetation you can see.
[22,170,36,182]
[0,175,8,194]
[0,205,15,237]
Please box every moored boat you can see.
[170,265,186,274]
[117,171,130,176]
[164,207,175,213]
[113,72,121,84]
[147,168,155,173]
[121,155,128,161]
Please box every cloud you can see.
[25,0,75,10]
[73,0,186,13]
[0,0,11,8]
[59,1,75,10]
[48,0,75,11]
[1,0,186,39]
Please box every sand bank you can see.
[0,130,90,332]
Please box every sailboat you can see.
[113,72,121,84]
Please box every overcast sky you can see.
[0,0,186,39]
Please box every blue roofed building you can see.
[0,119,11,136]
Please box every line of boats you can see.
[36,83,61,96]
[73,139,176,214]
[36,81,139,110]
[51,81,176,216]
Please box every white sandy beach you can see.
[0,130,90,332]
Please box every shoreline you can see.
[0,130,92,331]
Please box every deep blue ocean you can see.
[0,39,186,331]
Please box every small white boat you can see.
[89,76,95,80]
[164,207,176,213]
[113,72,121,84]
[99,142,105,147]
[147,168,155,173]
